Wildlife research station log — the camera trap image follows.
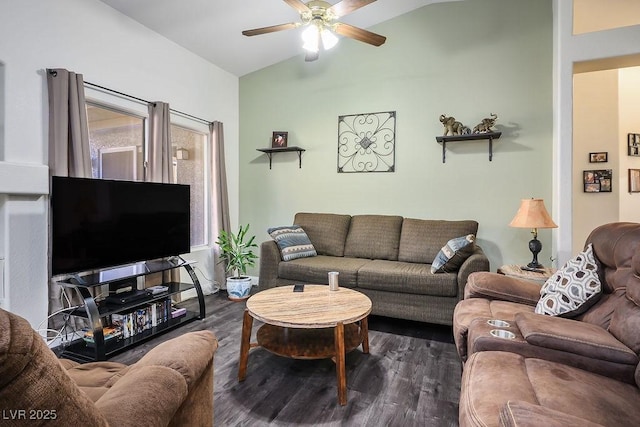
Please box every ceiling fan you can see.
[242,0,387,62]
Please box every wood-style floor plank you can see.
[108,291,461,426]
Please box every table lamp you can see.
[509,198,557,270]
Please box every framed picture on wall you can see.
[589,152,608,163]
[629,169,640,193]
[583,169,612,193]
[272,131,288,148]
[628,133,640,157]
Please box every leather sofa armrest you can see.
[132,330,217,388]
[500,401,605,427]
[464,271,540,305]
[515,312,638,364]
[96,365,188,426]
[456,246,490,299]
[259,240,281,289]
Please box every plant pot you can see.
[226,276,252,301]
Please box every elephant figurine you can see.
[439,114,469,136]
[473,113,498,133]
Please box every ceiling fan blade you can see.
[283,0,311,14]
[242,23,299,37]
[305,50,319,62]
[328,0,376,18]
[334,23,386,46]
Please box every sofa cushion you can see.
[499,401,606,427]
[535,244,602,317]
[515,311,638,365]
[267,225,317,261]
[461,351,640,427]
[608,296,640,354]
[431,234,476,274]
[64,362,129,402]
[398,219,478,264]
[293,213,351,257]
[277,255,371,288]
[357,259,458,297]
[344,215,403,260]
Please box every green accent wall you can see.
[240,0,553,275]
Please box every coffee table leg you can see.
[361,316,369,354]
[334,322,347,406]
[238,309,253,381]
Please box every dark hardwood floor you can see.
[109,291,462,426]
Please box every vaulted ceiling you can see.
[98,0,460,76]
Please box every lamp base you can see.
[527,236,543,270]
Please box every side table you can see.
[497,264,556,284]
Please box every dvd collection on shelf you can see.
[83,297,187,347]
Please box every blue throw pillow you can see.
[268,225,317,261]
[431,234,476,274]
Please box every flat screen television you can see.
[51,176,190,276]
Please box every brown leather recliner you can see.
[0,308,218,427]
[454,222,640,426]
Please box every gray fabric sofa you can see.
[259,212,490,325]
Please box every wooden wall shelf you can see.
[435,132,501,163]
[256,146,305,169]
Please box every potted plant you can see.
[216,224,258,301]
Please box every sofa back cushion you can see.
[608,264,640,355]
[344,215,403,260]
[398,219,479,264]
[577,222,640,329]
[293,212,351,257]
[0,309,109,426]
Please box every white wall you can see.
[572,70,619,250]
[0,0,239,326]
[619,67,640,221]
[553,0,640,265]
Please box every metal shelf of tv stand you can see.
[58,259,205,362]
[60,311,199,363]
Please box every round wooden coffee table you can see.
[238,285,372,406]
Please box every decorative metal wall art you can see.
[338,111,396,173]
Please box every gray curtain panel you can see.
[147,101,173,183]
[146,101,181,284]
[46,68,91,332]
[210,121,231,288]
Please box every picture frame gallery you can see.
[583,169,612,193]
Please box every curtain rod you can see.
[83,80,213,126]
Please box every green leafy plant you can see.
[215,224,258,278]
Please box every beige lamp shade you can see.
[509,198,557,229]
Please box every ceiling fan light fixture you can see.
[321,28,338,50]
[301,24,320,52]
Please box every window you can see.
[87,103,144,181]
[171,124,208,247]
[86,102,209,249]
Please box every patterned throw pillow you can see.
[430,234,476,274]
[267,225,317,261]
[535,243,602,317]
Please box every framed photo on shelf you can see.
[628,133,640,157]
[589,152,608,163]
[583,169,612,193]
[272,131,288,148]
[629,169,640,193]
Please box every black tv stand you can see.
[56,258,205,362]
